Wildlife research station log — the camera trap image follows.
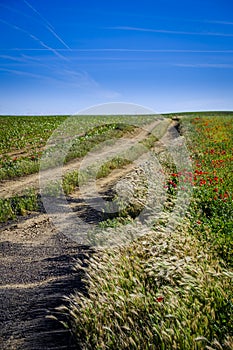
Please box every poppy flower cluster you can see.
[166,170,194,193]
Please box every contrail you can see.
[0,3,40,23]
[0,54,27,63]
[193,19,233,26]
[0,19,68,60]
[1,48,233,53]
[23,0,71,49]
[29,33,69,60]
[174,63,233,69]
[44,24,71,50]
[0,67,49,79]
[110,26,233,37]
[23,0,55,29]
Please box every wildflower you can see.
[199,179,206,186]
[168,180,176,187]
[156,296,164,302]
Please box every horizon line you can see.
[1,110,233,117]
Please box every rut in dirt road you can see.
[0,215,91,350]
[0,181,122,349]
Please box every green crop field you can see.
[0,114,160,155]
[0,114,159,181]
[0,114,167,222]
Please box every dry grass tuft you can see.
[65,222,232,349]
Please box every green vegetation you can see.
[0,115,66,154]
[163,111,233,118]
[66,227,232,350]
[180,115,233,267]
[0,115,65,180]
[0,115,168,222]
[43,119,170,196]
[0,190,38,222]
[65,115,233,350]
[0,121,136,180]
[0,114,159,181]
[1,114,232,348]
[0,114,158,155]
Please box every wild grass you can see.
[64,115,233,349]
[65,222,232,350]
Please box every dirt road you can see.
[0,119,166,199]
[0,121,179,349]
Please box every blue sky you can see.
[1,0,233,115]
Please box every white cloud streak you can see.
[23,0,71,49]
[0,19,68,61]
[0,54,27,63]
[0,22,103,91]
[0,5,120,100]
[0,67,49,79]
[0,3,40,23]
[174,63,233,68]
[0,66,100,89]
[23,0,55,29]
[1,48,233,53]
[110,26,233,37]
[202,19,233,26]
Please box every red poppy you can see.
[199,179,207,186]
[156,296,164,302]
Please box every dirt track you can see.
[0,119,164,199]
[0,121,178,349]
